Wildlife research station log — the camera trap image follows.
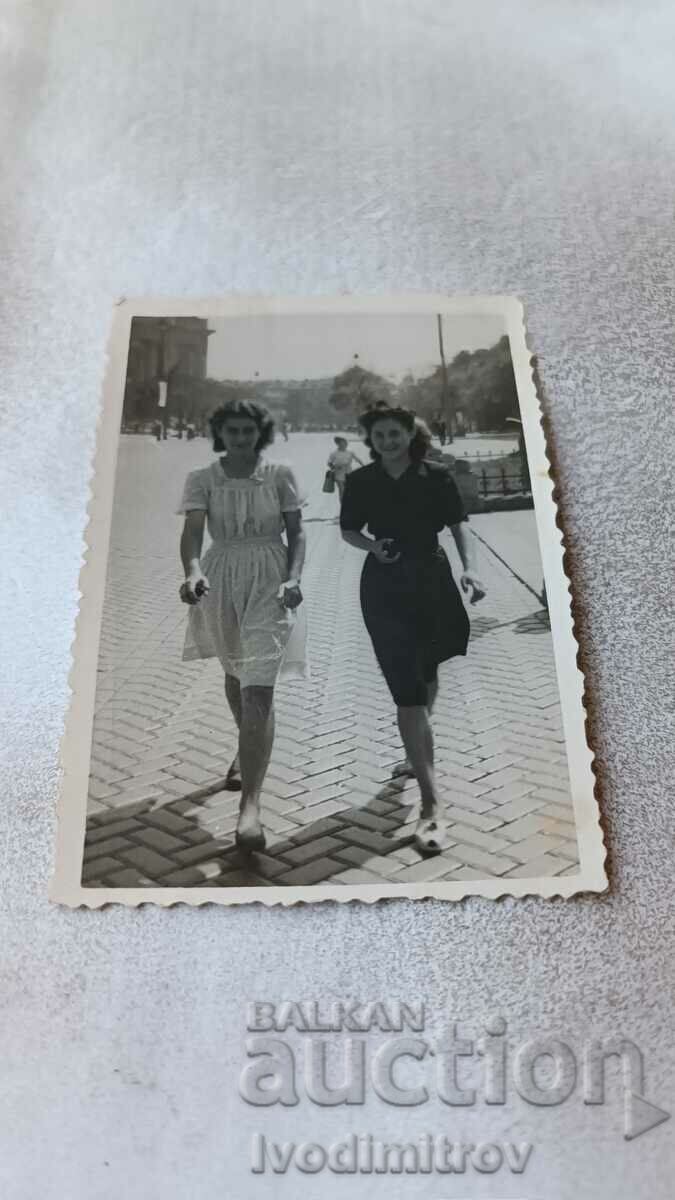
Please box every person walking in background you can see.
[178,399,307,853]
[327,436,365,502]
[340,405,485,856]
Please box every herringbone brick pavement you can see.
[82,435,580,888]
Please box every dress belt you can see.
[209,535,284,549]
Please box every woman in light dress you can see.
[327,436,365,501]
[178,400,306,853]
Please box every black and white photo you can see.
[52,294,606,904]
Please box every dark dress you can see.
[340,459,470,706]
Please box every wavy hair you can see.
[358,403,432,463]
[209,399,275,454]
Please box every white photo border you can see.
[51,293,607,907]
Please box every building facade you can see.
[122,317,211,431]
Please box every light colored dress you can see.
[328,448,360,482]
[177,458,308,686]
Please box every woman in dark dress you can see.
[340,406,485,855]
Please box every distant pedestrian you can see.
[178,399,307,853]
[327,437,364,502]
[340,405,485,856]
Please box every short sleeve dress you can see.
[177,459,307,686]
[340,459,470,707]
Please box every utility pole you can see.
[437,313,454,443]
[157,317,169,438]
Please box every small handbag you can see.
[322,468,336,494]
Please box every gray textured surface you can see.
[1,1,673,1197]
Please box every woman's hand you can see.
[180,570,210,605]
[371,539,401,564]
[281,582,303,610]
[460,571,486,604]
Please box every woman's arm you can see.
[179,511,209,604]
[281,510,306,609]
[450,521,486,602]
[284,510,306,580]
[341,528,400,563]
[341,529,373,553]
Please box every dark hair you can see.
[209,399,275,453]
[334,436,348,447]
[358,404,432,463]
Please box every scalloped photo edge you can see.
[50,294,607,907]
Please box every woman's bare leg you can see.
[236,685,275,840]
[396,704,440,819]
[394,677,439,777]
[225,673,242,771]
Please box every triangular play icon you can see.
[624,1092,671,1140]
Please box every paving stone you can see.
[283,836,346,865]
[217,870,275,887]
[332,868,389,884]
[340,826,402,855]
[83,836,135,858]
[87,779,122,801]
[259,791,305,816]
[389,856,462,883]
[341,808,399,833]
[499,814,551,842]
[506,833,567,863]
[446,843,518,876]
[333,846,409,876]
[553,839,580,862]
[442,823,513,854]
[289,798,350,824]
[161,867,210,886]
[143,808,194,834]
[442,805,506,832]
[487,794,542,821]
[504,854,572,878]
[81,856,125,882]
[86,818,142,843]
[136,827,189,854]
[120,847,176,876]
[165,762,219,787]
[276,858,345,886]
[175,842,229,866]
[106,868,155,887]
[257,809,303,835]
[287,817,344,843]
[440,865,489,881]
[540,799,577,820]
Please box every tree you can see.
[329,364,392,420]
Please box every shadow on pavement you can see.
[82,775,420,889]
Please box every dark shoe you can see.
[392,760,416,780]
[224,758,242,791]
[235,827,266,854]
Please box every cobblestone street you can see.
[83,434,580,888]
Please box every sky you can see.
[206,312,506,382]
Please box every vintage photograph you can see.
[53,295,606,904]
